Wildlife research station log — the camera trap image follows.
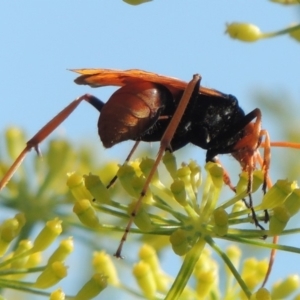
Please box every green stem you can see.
[261,23,300,38]
[165,237,206,300]
[206,236,251,299]
[223,235,300,254]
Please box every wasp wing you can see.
[71,68,224,97]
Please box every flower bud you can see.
[131,176,153,204]
[162,151,177,179]
[92,251,119,286]
[98,161,119,185]
[139,244,167,292]
[31,218,62,252]
[123,0,152,5]
[0,218,21,256]
[241,258,268,289]
[188,160,201,192]
[139,244,159,272]
[127,202,153,232]
[176,166,191,183]
[226,23,262,42]
[289,24,300,42]
[15,213,26,231]
[74,273,107,299]
[271,0,299,3]
[271,275,300,299]
[269,206,290,235]
[284,188,300,216]
[133,261,157,298]
[73,199,100,228]
[139,157,159,182]
[34,261,67,289]
[236,170,264,195]
[66,172,92,201]
[11,240,32,269]
[25,252,42,269]
[177,165,197,202]
[84,173,111,204]
[231,200,247,216]
[250,287,271,300]
[50,288,65,300]
[260,180,296,210]
[117,163,139,196]
[170,229,191,256]
[171,179,187,206]
[48,237,74,264]
[195,266,217,298]
[213,207,228,236]
[205,162,223,189]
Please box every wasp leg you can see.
[106,140,140,189]
[0,94,104,191]
[212,157,236,193]
[114,74,201,258]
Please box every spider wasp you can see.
[1,68,299,258]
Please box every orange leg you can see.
[0,94,103,191]
[106,140,140,189]
[114,74,201,258]
[213,157,236,193]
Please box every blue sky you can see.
[1,1,300,298]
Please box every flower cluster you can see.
[67,149,300,299]
[2,128,300,299]
[0,214,109,299]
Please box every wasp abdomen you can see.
[98,82,169,148]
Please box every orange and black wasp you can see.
[1,68,299,258]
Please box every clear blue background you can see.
[1,1,300,299]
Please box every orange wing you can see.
[71,68,223,97]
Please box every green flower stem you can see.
[279,227,300,235]
[151,201,186,220]
[148,213,181,225]
[94,201,183,228]
[12,221,35,252]
[227,216,260,226]
[99,199,129,211]
[119,283,165,299]
[150,183,185,212]
[219,192,247,210]
[261,23,300,38]
[0,285,51,297]
[226,228,266,238]
[72,219,177,236]
[92,204,130,220]
[183,203,201,220]
[0,266,45,276]
[223,235,300,254]
[165,236,206,300]
[206,236,251,298]
[0,278,72,298]
[0,250,32,269]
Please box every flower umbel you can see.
[67,150,300,299]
